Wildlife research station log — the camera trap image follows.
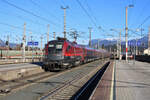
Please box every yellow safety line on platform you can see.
[110,62,114,100]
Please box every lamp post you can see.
[125,5,134,62]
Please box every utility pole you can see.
[119,30,122,60]
[136,38,138,55]
[70,29,78,42]
[7,35,9,59]
[47,24,50,43]
[125,7,128,61]
[53,32,56,40]
[117,39,119,58]
[141,27,144,55]
[148,26,150,55]
[98,39,100,49]
[41,35,43,59]
[110,42,112,54]
[22,22,26,62]
[31,35,33,62]
[61,6,69,38]
[29,32,33,61]
[28,36,30,51]
[73,31,77,42]
[41,36,43,51]
[28,32,32,51]
[88,27,92,48]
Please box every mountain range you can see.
[0,35,149,49]
[0,39,17,48]
[91,35,149,48]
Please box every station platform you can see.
[0,63,43,81]
[91,60,150,100]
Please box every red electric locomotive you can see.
[42,37,109,71]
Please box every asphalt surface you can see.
[0,62,42,72]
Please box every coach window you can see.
[66,45,71,52]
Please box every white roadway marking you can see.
[110,62,115,100]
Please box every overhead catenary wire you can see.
[129,16,150,36]
[60,0,107,39]
[1,0,60,27]
[0,9,46,26]
[29,0,61,22]
[84,1,100,27]
[60,0,66,6]
[137,16,150,29]
[130,0,150,27]
[75,0,109,37]
[0,22,39,34]
[75,0,98,28]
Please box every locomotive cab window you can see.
[56,44,62,49]
[49,44,54,47]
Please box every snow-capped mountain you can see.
[91,35,149,48]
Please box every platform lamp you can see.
[125,4,134,62]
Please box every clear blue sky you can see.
[0,0,150,47]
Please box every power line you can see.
[128,29,140,36]
[60,0,66,6]
[85,1,99,25]
[131,0,150,27]
[76,0,108,36]
[0,9,46,26]
[137,16,150,28]
[0,22,38,33]
[76,0,98,28]
[129,16,150,37]
[129,9,150,37]
[30,0,61,22]
[1,0,60,27]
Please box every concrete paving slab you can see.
[0,63,43,80]
[114,60,150,100]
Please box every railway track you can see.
[0,60,104,95]
[0,59,109,100]
[40,71,85,100]
[72,62,110,100]
[39,60,110,100]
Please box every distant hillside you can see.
[91,39,117,47]
[91,35,148,48]
[0,39,17,48]
[0,39,5,46]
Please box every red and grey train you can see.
[42,37,110,71]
